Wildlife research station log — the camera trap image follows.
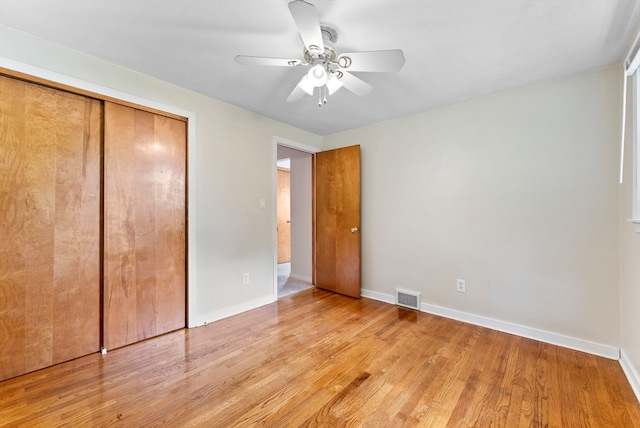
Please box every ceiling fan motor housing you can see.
[304,24,339,67]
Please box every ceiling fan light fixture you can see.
[236,0,405,104]
[307,63,328,87]
[297,75,315,95]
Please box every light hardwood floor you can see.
[1,288,639,427]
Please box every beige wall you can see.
[2,24,637,375]
[324,66,621,349]
[0,25,323,325]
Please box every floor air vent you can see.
[396,289,421,311]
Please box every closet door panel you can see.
[51,89,102,364]
[104,102,185,350]
[0,76,101,380]
[152,114,187,333]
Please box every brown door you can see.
[277,167,291,264]
[103,102,186,350]
[0,76,102,380]
[314,145,361,298]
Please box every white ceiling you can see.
[1,1,638,135]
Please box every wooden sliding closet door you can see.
[0,76,102,380]
[103,102,186,350]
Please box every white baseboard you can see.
[620,350,640,403]
[361,288,619,360]
[189,294,275,328]
[361,289,396,305]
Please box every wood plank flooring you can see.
[1,288,639,427]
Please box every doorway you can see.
[276,144,314,298]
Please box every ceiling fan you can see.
[234,0,405,106]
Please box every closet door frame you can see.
[0,63,197,328]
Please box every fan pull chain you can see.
[317,86,328,107]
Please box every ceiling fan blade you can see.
[288,0,324,55]
[326,73,343,95]
[337,50,405,73]
[287,84,308,103]
[235,55,305,67]
[338,71,372,96]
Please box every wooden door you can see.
[103,102,186,350]
[0,76,102,380]
[277,167,291,263]
[314,145,361,298]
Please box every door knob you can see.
[351,227,359,233]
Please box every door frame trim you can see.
[272,136,320,299]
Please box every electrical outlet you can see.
[243,272,250,285]
[456,279,466,293]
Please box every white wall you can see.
[620,70,640,395]
[0,25,323,326]
[290,156,313,282]
[324,66,621,354]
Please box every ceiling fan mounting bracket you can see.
[320,24,338,43]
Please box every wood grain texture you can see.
[277,167,291,264]
[1,289,638,427]
[315,145,361,298]
[103,102,186,350]
[0,75,101,381]
[0,68,188,123]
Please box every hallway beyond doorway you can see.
[277,263,312,298]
